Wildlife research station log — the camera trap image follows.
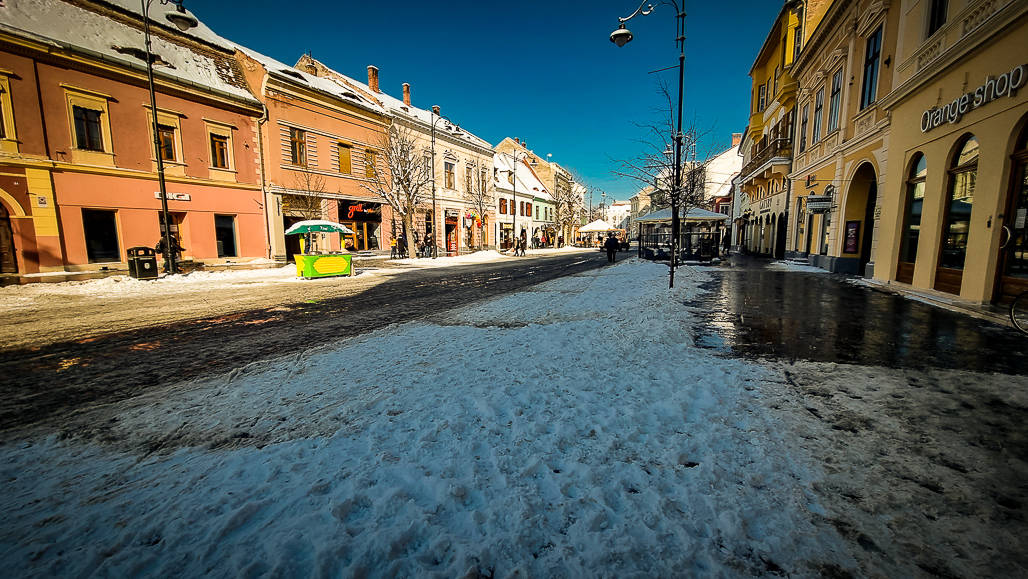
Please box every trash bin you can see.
[127,246,159,280]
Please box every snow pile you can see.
[0,260,853,576]
[767,260,829,274]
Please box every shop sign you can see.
[921,64,1026,133]
[155,191,191,201]
[806,194,832,213]
[343,202,379,219]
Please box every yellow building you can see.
[787,0,899,275]
[737,1,828,257]
[873,0,1028,303]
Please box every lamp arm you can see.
[618,1,654,23]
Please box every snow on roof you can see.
[231,46,384,114]
[0,0,258,104]
[299,57,492,151]
[493,153,551,200]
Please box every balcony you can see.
[741,137,793,180]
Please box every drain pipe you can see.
[255,103,272,260]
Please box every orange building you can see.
[0,0,266,274]
[234,50,391,262]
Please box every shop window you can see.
[827,70,842,133]
[899,153,927,265]
[338,143,352,174]
[445,162,455,189]
[215,214,237,258]
[290,127,306,166]
[861,25,883,110]
[811,88,824,144]
[927,0,947,37]
[939,136,979,270]
[821,213,831,255]
[82,209,120,263]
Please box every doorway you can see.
[0,203,16,273]
[775,212,787,259]
[445,216,458,254]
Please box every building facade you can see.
[303,58,496,255]
[493,151,548,250]
[788,0,898,276]
[0,0,266,273]
[874,0,1028,302]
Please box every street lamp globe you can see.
[610,24,633,47]
[165,4,198,31]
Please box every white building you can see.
[493,152,549,251]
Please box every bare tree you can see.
[552,173,582,247]
[287,165,328,252]
[614,83,711,287]
[463,159,492,250]
[361,123,431,259]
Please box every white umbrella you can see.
[578,219,616,233]
[284,220,355,235]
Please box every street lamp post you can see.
[143,0,197,275]
[612,0,686,289]
[504,151,529,254]
[429,108,461,258]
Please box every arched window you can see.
[897,153,926,278]
[939,136,978,270]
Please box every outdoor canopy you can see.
[578,219,618,232]
[284,220,355,235]
[636,207,730,223]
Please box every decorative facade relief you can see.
[962,0,1001,37]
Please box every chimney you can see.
[732,132,743,147]
[515,137,520,145]
[367,65,380,93]
[402,83,411,106]
[432,105,440,116]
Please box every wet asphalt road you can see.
[689,256,1028,375]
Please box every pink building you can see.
[0,0,265,274]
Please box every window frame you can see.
[0,73,18,153]
[64,86,115,165]
[365,149,377,178]
[898,152,927,265]
[337,142,352,174]
[827,69,842,134]
[861,25,883,110]
[444,161,455,190]
[290,127,307,167]
[926,0,948,38]
[205,119,236,180]
[938,136,979,271]
[812,88,824,145]
[799,103,809,152]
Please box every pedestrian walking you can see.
[604,232,619,263]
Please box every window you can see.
[519,201,525,216]
[827,70,842,133]
[799,104,809,152]
[898,153,927,266]
[939,136,979,270]
[812,88,824,144]
[365,150,377,178]
[821,213,831,255]
[82,209,120,263]
[466,166,473,193]
[757,84,767,112]
[526,202,532,217]
[338,143,352,174]
[500,198,507,214]
[444,161,455,189]
[214,214,237,258]
[0,74,16,151]
[480,168,488,194]
[73,105,104,151]
[536,205,539,219]
[156,124,176,162]
[290,127,306,166]
[861,25,883,110]
[210,135,229,169]
[793,25,802,61]
[773,66,779,99]
[927,0,947,37]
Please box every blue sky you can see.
[193,1,781,201]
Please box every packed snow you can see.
[3,258,1023,577]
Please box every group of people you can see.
[389,232,436,259]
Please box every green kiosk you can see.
[285,220,355,279]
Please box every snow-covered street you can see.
[2,259,1026,577]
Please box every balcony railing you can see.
[742,137,793,178]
